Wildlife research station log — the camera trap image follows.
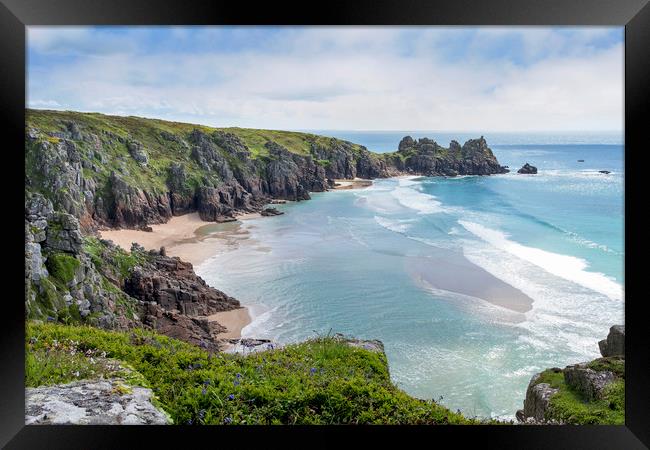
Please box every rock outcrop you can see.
[598,325,624,357]
[386,136,509,177]
[516,325,625,424]
[124,244,240,317]
[517,163,537,174]
[26,379,172,425]
[521,372,560,422]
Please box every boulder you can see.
[563,363,616,401]
[598,170,611,174]
[517,163,538,174]
[26,379,171,425]
[522,374,559,421]
[261,207,284,216]
[598,325,625,357]
[127,141,149,166]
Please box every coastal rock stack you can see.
[517,163,537,174]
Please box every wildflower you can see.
[224,417,232,424]
[227,394,235,401]
[233,380,240,387]
[187,419,193,425]
[198,410,205,420]
[235,373,242,378]
[47,316,55,322]
[310,368,317,375]
[203,379,211,386]
[73,371,80,377]
[201,387,207,396]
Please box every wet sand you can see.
[208,308,251,339]
[405,251,534,314]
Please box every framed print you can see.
[2,0,649,448]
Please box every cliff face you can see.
[25,191,240,350]
[26,110,508,232]
[25,110,509,349]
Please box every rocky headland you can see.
[25,109,510,350]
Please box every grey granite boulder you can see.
[598,325,624,357]
[563,363,616,401]
[522,373,559,421]
[26,379,172,425]
[127,140,149,166]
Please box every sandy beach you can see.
[405,252,533,314]
[99,211,259,338]
[333,178,373,190]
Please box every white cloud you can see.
[27,27,623,132]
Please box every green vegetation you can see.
[26,322,476,425]
[532,364,624,425]
[25,109,372,199]
[83,236,150,279]
[45,252,80,285]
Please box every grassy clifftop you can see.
[27,322,476,425]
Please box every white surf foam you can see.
[458,220,623,301]
[374,216,415,234]
[391,186,445,214]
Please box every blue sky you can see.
[27,26,624,131]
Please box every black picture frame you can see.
[3,0,648,448]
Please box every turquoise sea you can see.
[197,132,624,420]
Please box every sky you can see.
[27,26,624,132]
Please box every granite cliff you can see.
[25,109,508,349]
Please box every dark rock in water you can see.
[577,159,585,162]
[517,163,537,174]
[563,363,616,401]
[598,325,624,357]
[598,170,611,174]
[261,207,284,216]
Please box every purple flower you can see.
[203,379,211,386]
[233,380,240,386]
[198,409,205,420]
[47,316,55,322]
[227,394,235,401]
[236,373,242,378]
[310,367,317,375]
[224,417,233,424]
[201,387,207,395]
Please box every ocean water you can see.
[196,132,624,420]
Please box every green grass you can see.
[533,366,624,425]
[45,252,80,285]
[26,322,476,425]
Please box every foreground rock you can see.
[517,163,538,174]
[516,325,625,424]
[26,379,172,425]
[598,325,625,357]
[260,207,284,216]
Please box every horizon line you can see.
[25,107,623,135]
